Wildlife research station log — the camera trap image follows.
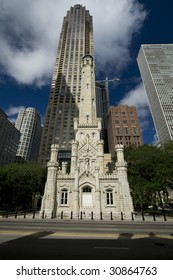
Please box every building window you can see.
[124,127,129,135]
[61,189,68,205]
[106,189,113,205]
[83,187,91,192]
[116,127,121,135]
[132,127,137,135]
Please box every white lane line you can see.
[94,247,129,250]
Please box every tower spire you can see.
[79,55,97,125]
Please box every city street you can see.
[0,219,173,260]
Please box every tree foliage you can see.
[0,163,46,210]
[123,142,173,209]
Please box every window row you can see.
[60,188,114,206]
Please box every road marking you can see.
[0,230,173,241]
[0,231,36,235]
[41,232,117,239]
[94,247,129,250]
[0,231,36,244]
[155,234,173,239]
[131,234,149,239]
[41,232,173,240]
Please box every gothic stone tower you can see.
[40,55,134,219]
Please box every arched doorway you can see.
[82,186,92,208]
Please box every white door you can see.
[82,187,92,208]
[82,193,92,207]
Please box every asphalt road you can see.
[0,219,173,260]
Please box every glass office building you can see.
[137,44,173,144]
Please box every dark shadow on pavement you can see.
[0,232,173,260]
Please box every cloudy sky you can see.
[0,0,172,143]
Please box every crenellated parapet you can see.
[49,144,59,162]
[99,173,118,180]
[56,173,75,180]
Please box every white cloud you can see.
[0,0,147,86]
[6,105,26,116]
[119,82,151,130]
[119,83,148,109]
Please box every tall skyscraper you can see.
[0,108,20,165]
[38,5,94,163]
[137,44,173,144]
[107,105,143,156]
[95,82,109,152]
[15,108,41,162]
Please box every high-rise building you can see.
[137,44,173,144]
[95,82,109,152]
[15,108,42,162]
[107,105,143,156]
[0,108,20,165]
[38,5,94,163]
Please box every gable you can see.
[79,170,95,186]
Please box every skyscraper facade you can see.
[15,108,42,162]
[107,105,143,156]
[95,82,109,152]
[0,108,20,165]
[137,44,173,144]
[38,5,94,163]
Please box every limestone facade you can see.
[40,55,134,220]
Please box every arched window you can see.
[61,189,68,205]
[83,187,92,192]
[106,189,113,205]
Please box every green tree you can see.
[0,163,46,210]
[123,142,173,209]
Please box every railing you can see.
[0,210,37,219]
[0,209,172,221]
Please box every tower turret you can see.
[79,55,97,125]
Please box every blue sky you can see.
[0,0,172,144]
